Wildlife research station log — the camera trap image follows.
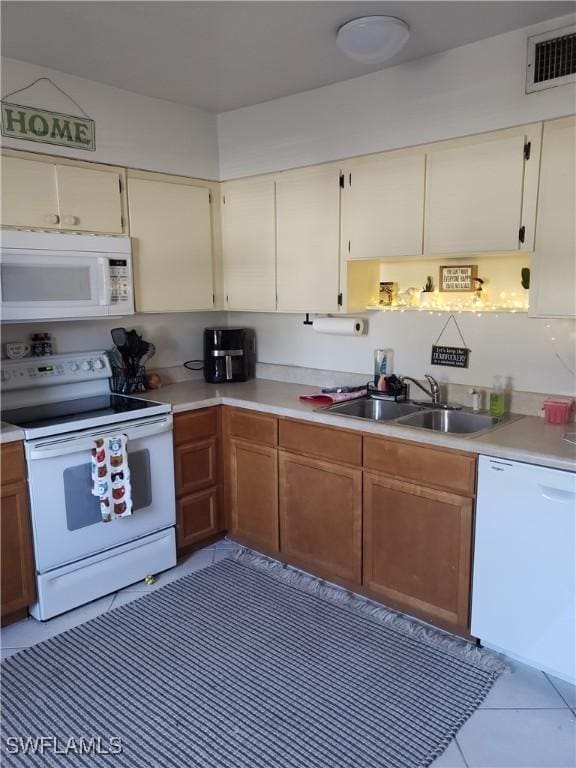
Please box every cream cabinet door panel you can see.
[424,130,528,254]
[276,165,340,312]
[530,117,576,318]
[128,178,213,312]
[343,151,425,260]
[222,178,276,311]
[56,165,123,234]
[1,156,59,229]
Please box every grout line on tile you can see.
[544,673,575,709]
[454,736,469,768]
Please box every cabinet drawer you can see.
[175,437,218,496]
[177,487,221,549]
[226,408,277,447]
[174,408,218,446]
[364,436,476,496]
[279,419,362,467]
[1,442,26,486]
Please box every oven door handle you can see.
[27,416,172,460]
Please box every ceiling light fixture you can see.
[336,16,410,64]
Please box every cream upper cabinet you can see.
[342,149,425,260]
[424,125,541,255]
[1,156,59,228]
[128,175,213,313]
[529,117,576,318]
[1,152,125,234]
[221,177,276,311]
[56,165,123,234]
[276,164,341,312]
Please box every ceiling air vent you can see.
[526,25,576,93]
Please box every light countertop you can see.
[2,378,574,472]
[0,421,25,445]
[139,378,576,473]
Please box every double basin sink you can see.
[321,396,510,436]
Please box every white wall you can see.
[234,311,576,396]
[2,313,227,372]
[218,14,576,178]
[1,57,219,179]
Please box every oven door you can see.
[25,415,176,573]
[0,250,111,321]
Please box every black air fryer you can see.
[203,327,256,384]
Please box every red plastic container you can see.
[543,397,573,425]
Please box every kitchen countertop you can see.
[2,378,573,471]
[138,378,576,473]
[0,421,25,445]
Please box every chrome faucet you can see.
[401,374,442,404]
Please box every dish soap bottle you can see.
[489,376,506,418]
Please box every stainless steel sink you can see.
[395,409,504,435]
[322,397,425,421]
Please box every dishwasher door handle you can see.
[539,485,576,504]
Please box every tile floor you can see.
[2,539,575,768]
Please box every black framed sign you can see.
[431,345,470,368]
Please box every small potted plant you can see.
[420,275,434,308]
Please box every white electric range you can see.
[1,351,176,620]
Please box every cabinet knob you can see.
[63,215,80,226]
[45,213,60,225]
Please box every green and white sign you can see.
[1,102,95,150]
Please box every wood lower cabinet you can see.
[1,443,36,620]
[279,450,362,586]
[224,407,279,553]
[363,471,473,632]
[228,439,279,553]
[173,409,223,552]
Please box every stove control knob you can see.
[1,370,9,382]
[70,362,80,372]
[93,358,105,370]
[80,361,92,371]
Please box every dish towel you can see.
[91,434,133,522]
[299,388,367,406]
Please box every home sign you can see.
[1,102,95,151]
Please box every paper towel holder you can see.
[303,313,314,326]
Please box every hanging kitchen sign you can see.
[1,77,95,151]
[440,265,478,292]
[431,314,470,368]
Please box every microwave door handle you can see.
[98,258,111,306]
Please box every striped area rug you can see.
[1,551,504,767]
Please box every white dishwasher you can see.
[471,455,576,683]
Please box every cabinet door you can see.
[1,481,36,617]
[56,164,124,234]
[175,437,218,496]
[177,487,221,549]
[1,156,59,229]
[424,127,535,254]
[530,117,576,318]
[228,439,278,552]
[221,178,276,311]
[363,472,473,632]
[276,165,340,312]
[128,177,213,312]
[342,150,425,260]
[279,451,362,585]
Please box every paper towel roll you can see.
[312,317,367,336]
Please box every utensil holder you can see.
[110,364,147,395]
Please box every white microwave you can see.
[0,230,134,322]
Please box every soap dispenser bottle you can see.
[489,376,506,418]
